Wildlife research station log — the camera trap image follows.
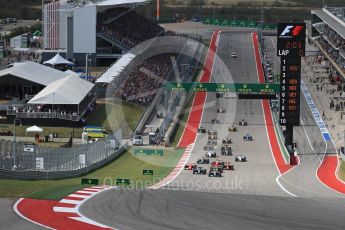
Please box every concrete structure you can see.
[42,0,150,66]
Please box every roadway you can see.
[161,31,283,196]
[79,31,345,229]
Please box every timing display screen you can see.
[279,58,301,126]
[277,23,306,58]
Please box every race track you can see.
[81,188,345,230]
[165,32,283,196]
[80,31,345,230]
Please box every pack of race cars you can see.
[185,118,251,177]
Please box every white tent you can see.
[43,53,73,66]
[28,74,94,105]
[26,125,43,133]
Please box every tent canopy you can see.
[43,53,73,66]
[96,53,135,83]
[26,125,43,133]
[28,74,94,105]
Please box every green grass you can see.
[338,160,345,182]
[0,147,184,200]
[87,99,145,131]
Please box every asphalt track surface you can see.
[79,32,345,229]
[166,32,284,196]
[81,188,345,230]
[0,199,44,230]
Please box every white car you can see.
[205,151,217,158]
[132,135,143,146]
[235,155,247,162]
[231,52,238,58]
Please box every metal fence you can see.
[0,128,126,179]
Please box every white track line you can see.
[300,118,315,152]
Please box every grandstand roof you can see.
[95,0,150,7]
[28,75,94,105]
[0,62,68,86]
[313,9,345,39]
[96,53,136,83]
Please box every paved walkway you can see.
[301,53,345,149]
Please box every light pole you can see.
[13,118,22,170]
[85,53,91,79]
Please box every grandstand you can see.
[311,7,345,81]
[42,0,163,66]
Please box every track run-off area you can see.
[14,30,345,230]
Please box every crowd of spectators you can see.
[97,10,164,49]
[314,24,345,74]
[116,55,171,106]
[8,104,79,118]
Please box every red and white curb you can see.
[14,186,115,230]
[54,186,114,227]
[148,143,194,189]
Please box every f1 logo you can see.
[281,26,294,36]
[280,25,304,37]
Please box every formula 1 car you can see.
[239,119,248,126]
[205,151,217,158]
[211,118,220,124]
[235,155,247,162]
[223,162,234,170]
[228,125,237,132]
[222,138,232,144]
[211,159,224,171]
[208,167,222,177]
[204,144,214,151]
[208,134,217,140]
[243,134,253,141]
[193,166,207,175]
[184,163,197,170]
[217,107,225,113]
[221,146,232,156]
[207,139,217,145]
[197,127,207,133]
[208,129,217,135]
[197,157,210,164]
